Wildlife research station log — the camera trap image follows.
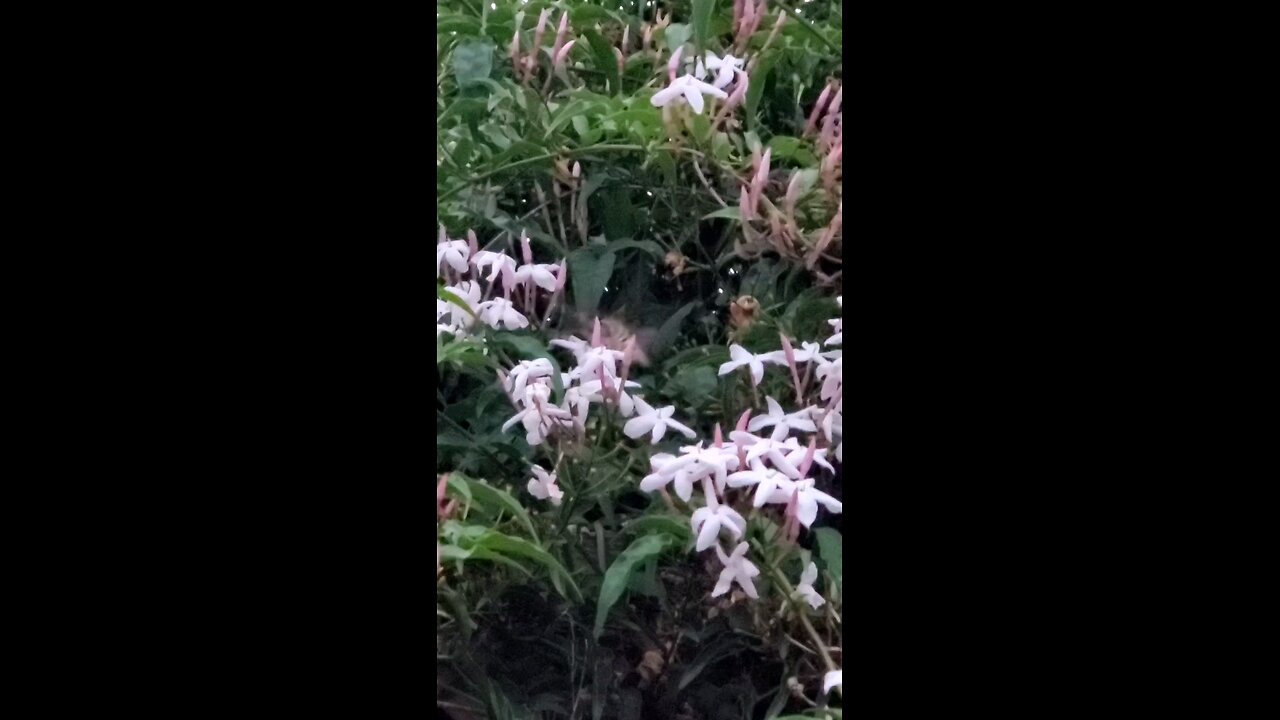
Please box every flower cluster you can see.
[436,227,566,337]
[502,316,696,452]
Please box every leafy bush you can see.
[437,1,842,717]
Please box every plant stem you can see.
[751,539,838,674]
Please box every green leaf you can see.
[767,135,802,159]
[648,301,698,359]
[599,185,635,240]
[664,365,718,406]
[663,23,692,52]
[584,29,621,95]
[437,286,477,319]
[744,52,778,129]
[594,533,678,638]
[452,40,494,89]
[474,530,582,602]
[691,0,715,55]
[623,514,692,543]
[814,527,842,589]
[702,206,742,221]
[601,239,665,259]
[569,247,617,315]
[458,474,539,541]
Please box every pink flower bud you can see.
[797,437,818,477]
[510,24,522,74]
[828,86,843,115]
[735,408,752,432]
[739,184,754,222]
[521,232,533,265]
[614,46,625,78]
[805,82,834,136]
[642,24,652,50]
[571,161,581,178]
[668,45,683,82]
[620,335,636,385]
[591,317,603,347]
[549,12,570,67]
[554,259,568,291]
[784,170,803,216]
[467,229,479,257]
[621,24,629,51]
[713,423,723,447]
[554,39,576,71]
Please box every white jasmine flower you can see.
[795,561,825,610]
[791,478,842,528]
[477,297,530,330]
[691,501,747,552]
[782,437,835,475]
[526,465,563,505]
[712,541,760,598]
[728,431,802,478]
[639,452,701,501]
[623,396,696,444]
[823,670,842,695]
[704,51,745,89]
[718,344,770,386]
[826,317,842,346]
[436,237,470,276]
[578,376,641,417]
[506,358,555,399]
[650,74,729,115]
[726,466,796,507]
[816,356,842,401]
[748,396,819,441]
[473,250,518,290]
[513,262,560,292]
[550,335,590,358]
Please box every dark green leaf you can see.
[648,301,699,359]
[767,135,802,158]
[702,206,742,221]
[691,0,715,55]
[814,527,842,589]
[663,23,692,52]
[745,52,779,128]
[595,533,678,638]
[452,40,494,89]
[584,29,621,95]
[569,248,617,315]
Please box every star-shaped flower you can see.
[795,561,826,610]
[748,396,819,441]
[790,478,843,528]
[639,452,701,501]
[823,669,842,695]
[526,465,563,506]
[513,262,560,292]
[436,232,470,276]
[704,51,745,89]
[718,344,771,386]
[506,358,554,399]
[623,396,696,444]
[712,541,760,598]
[650,74,729,115]
[476,297,529,330]
[472,250,518,291]
[728,431,802,478]
[691,501,747,552]
[726,466,796,507]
